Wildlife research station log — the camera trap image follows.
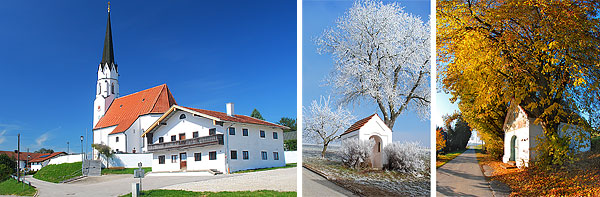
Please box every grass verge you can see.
[33,162,82,183]
[102,167,152,175]
[233,163,296,173]
[0,178,37,196]
[436,149,467,168]
[119,189,296,197]
[475,148,600,195]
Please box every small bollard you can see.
[132,182,140,197]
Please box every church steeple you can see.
[100,2,116,71]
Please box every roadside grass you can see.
[0,178,37,196]
[33,162,82,183]
[436,149,467,168]
[119,189,296,197]
[233,163,296,174]
[475,149,600,196]
[102,167,152,175]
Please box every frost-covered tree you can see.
[384,141,427,173]
[304,96,355,158]
[340,139,374,169]
[316,0,430,129]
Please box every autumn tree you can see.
[316,0,430,130]
[438,0,600,165]
[436,127,446,153]
[304,96,355,158]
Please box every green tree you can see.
[284,139,297,151]
[277,117,297,132]
[34,148,54,154]
[0,154,15,181]
[91,144,114,168]
[443,113,472,152]
[250,109,265,120]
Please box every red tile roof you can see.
[341,114,378,136]
[183,107,288,129]
[94,84,177,134]
[0,151,66,162]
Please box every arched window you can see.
[180,114,186,119]
[111,83,115,94]
[97,84,101,95]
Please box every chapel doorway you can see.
[369,135,383,169]
[510,135,517,161]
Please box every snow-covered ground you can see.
[303,144,430,196]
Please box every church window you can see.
[180,114,186,119]
[116,137,119,142]
[98,84,101,95]
[111,83,114,94]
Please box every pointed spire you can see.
[100,2,116,71]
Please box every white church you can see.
[92,6,287,173]
[340,114,392,169]
[502,102,591,168]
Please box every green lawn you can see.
[102,167,152,175]
[436,149,467,168]
[0,179,37,196]
[233,163,296,174]
[120,190,296,197]
[33,162,83,183]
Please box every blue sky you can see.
[0,1,296,153]
[302,0,431,146]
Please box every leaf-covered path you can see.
[436,149,493,196]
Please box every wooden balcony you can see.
[148,134,224,152]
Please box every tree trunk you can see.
[321,143,328,158]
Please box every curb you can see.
[302,164,331,180]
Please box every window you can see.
[116,137,119,142]
[111,83,114,94]
[209,128,216,136]
[158,137,164,143]
[180,114,186,119]
[228,127,235,135]
[378,142,381,152]
[171,135,176,141]
[171,155,178,163]
[209,151,217,160]
[273,132,278,139]
[243,151,249,160]
[193,131,199,138]
[260,130,265,138]
[273,152,279,160]
[231,150,237,160]
[261,151,268,160]
[194,153,201,161]
[158,155,165,164]
[179,133,186,140]
[242,129,248,136]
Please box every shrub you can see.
[384,141,426,173]
[339,139,374,169]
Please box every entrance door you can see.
[180,152,187,170]
[369,135,383,169]
[510,136,517,161]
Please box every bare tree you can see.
[304,96,355,158]
[316,0,430,129]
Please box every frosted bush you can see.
[340,139,374,169]
[384,141,426,173]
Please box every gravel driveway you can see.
[161,167,297,192]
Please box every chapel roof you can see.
[340,114,378,136]
[93,84,177,134]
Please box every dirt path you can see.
[436,149,494,196]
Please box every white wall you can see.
[284,151,297,164]
[151,146,226,173]
[93,126,115,159]
[102,153,153,168]
[226,122,286,172]
[48,154,83,165]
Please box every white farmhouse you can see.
[141,104,288,174]
[340,114,392,169]
[502,102,591,167]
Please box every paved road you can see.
[302,167,357,197]
[24,168,296,196]
[163,167,296,192]
[437,149,493,196]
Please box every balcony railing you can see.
[148,134,224,152]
